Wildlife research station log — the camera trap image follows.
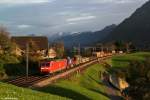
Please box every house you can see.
[12,45,23,56]
[48,48,57,58]
[11,36,48,56]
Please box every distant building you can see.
[11,36,48,56]
[48,48,57,58]
[93,51,104,57]
[50,42,65,58]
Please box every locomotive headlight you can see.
[41,67,48,69]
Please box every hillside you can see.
[37,64,112,100]
[106,52,150,99]
[105,1,150,48]
[54,24,116,48]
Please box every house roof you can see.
[11,36,48,50]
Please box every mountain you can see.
[54,24,116,48]
[48,32,71,42]
[105,1,150,47]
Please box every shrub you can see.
[124,58,150,100]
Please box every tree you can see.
[124,59,150,100]
[0,26,11,54]
[52,42,65,58]
[0,26,20,79]
[27,40,42,62]
[114,41,125,51]
[28,39,39,53]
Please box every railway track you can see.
[7,55,113,88]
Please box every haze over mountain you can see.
[105,0,150,47]
[53,24,116,48]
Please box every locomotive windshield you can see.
[46,63,50,66]
[41,62,50,67]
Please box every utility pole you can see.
[107,47,109,53]
[78,44,81,63]
[26,43,29,81]
[48,42,49,57]
[102,44,104,52]
[78,43,80,55]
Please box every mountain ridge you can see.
[104,0,150,47]
[53,24,116,48]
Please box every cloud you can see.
[0,0,55,4]
[0,0,148,36]
[68,22,77,25]
[66,16,96,22]
[91,0,134,4]
[17,24,32,29]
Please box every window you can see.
[46,63,50,67]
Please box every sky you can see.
[0,0,148,36]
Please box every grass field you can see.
[106,52,150,73]
[107,52,150,68]
[0,82,69,100]
[37,64,110,100]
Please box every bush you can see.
[4,63,26,76]
[0,63,7,79]
[124,58,150,100]
[0,54,21,78]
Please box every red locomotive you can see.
[40,56,77,74]
[40,59,67,74]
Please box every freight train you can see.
[40,52,115,74]
[40,56,91,74]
